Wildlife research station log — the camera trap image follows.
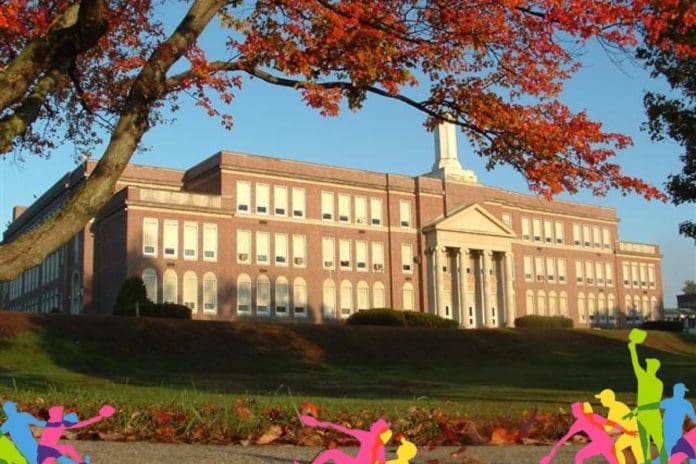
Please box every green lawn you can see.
[0,311,694,443]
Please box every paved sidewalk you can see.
[69,441,610,464]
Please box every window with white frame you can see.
[357,281,369,310]
[502,213,512,228]
[548,291,557,316]
[534,256,544,281]
[203,223,218,261]
[400,201,412,228]
[578,292,586,322]
[322,237,335,269]
[537,290,546,315]
[274,186,288,216]
[339,239,351,270]
[143,218,158,256]
[203,272,217,313]
[521,217,531,241]
[370,197,382,226]
[293,278,307,316]
[573,224,581,246]
[256,231,270,264]
[596,262,604,285]
[543,220,553,243]
[256,184,270,214]
[183,271,197,313]
[275,277,289,316]
[546,257,555,282]
[292,187,305,218]
[583,225,591,247]
[602,227,611,249]
[183,222,198,260]
[340,280,353,316]
[585,260,594,285]
[526,290,535,315]
[592,226,601,248]
[401,244,413,273]
[576,260,584,284]
[354,196,367,225]
[237,274,252,314]
[373,282,385,308]
[532,218,542,242]
[523,256,533,281]
[256,275,270,315]
[142,268,158,303]
[163,220,178,258]
[623,262,630,286]
[275,233,288,265]
[605,263,614,286]
[356,241,368,271]
[631,262,639,287]
[237,229,251,263]
[640,263,648,287]
[559,291,568,316]
[236,181,251,213]
[292,234,306,267]
[557,258,567,283]
[648,264,655,288]
[321,192,334,220]
[338,193,351,223]
[554,221,564,244]
[163,269,177,304]
[372,242,385,271]
[322,279,336,318]
[403,283,414,311]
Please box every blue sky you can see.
[1,9,694,306]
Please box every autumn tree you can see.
[0,0,694,280]
[683,280,696,295]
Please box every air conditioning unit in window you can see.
[276,306,287,313]
[357,262,366,269]
[164,248,176,256]
[144,246,155,254]
[356,218,365,224]
[275,208,286,215]
[293,210,303,217]
[294,257,304,265]
[401,221,410,227]
[258,255,268,262]
[237,204,249,212]
[238,253,249,261]
[340,260,350,267]
[324,261,334,268]
[204,251,215,258]
[371,218,381,225]
[276,256,286,263]
[184,249,195,257]
[373,263,384,271]
[402,264,412,272]
[339,215,349,222]
[322,213,332,220]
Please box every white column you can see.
[482,250,495,328]
[504,252,515,327]
[435,247,446,318]
[459,248,471,328]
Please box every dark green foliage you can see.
[113,276,150,316]
[640,320,684,332]
[346,308,458,328]
[682,280,696,295]
[514,315,573,329]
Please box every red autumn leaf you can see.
[153,411,176,426]
[299,401,321,418]
[233,400,255,421]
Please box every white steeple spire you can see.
[428,117,478,183]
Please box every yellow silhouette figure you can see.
[595,389,644,464]
[386,437,417,464]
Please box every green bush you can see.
[113,276,151,316]
[514,315,573,328]
[346,308,458,328]
[139,303,192,319]
[640,320,684,332]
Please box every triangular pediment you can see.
[424,204,516,238]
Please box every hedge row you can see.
[514,315,573,328]
[346,308,458,328]
[640,320,684,332]
[115,302,192,319]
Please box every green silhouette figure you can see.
[628,328,667,464]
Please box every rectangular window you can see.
[523,256,533,281]
[292,187,305,218]
[502,213,512,227]
[401,244,413,273]
[237,281,251,314]
[640,263,647,287]
[533,218,542,242]
[339,239,351,270]
[294,283,307,316]
[557,259,567,283]
[631,262,639,287]
[534,256,544,281]
[546,257,556,282]
[596,262,604,285]
[236,181,251,213]
[400,201,412,228]
[573,224,581,246]
[274,186,287,216]
[355,196,367,225]
[648,264,655,288]
[585,260,594,284]
[322,237,335,269]
[203,223,217,261]
[183,222,198,260]
[521,217,531,241]
[163,220,178,258]
[292,234,306,267]
[370,197,383,226]
[592,226,601,248]
[576,260,584,284]
[605,263,614,286]
[583,225,591,247]
[544,220,553,244]
[372,242,385,271]
[256,184,269,214]
[237,230,251,263]
[321,192,334,221]
[338,193,351,223]
[256,231,270,264]
[623,262,630,287]
[143,218,158,256]
[275,233,288,265]
[257,279,270,314]
[356,241,368,271]
[602,227,611,249]
[554,221,564,244]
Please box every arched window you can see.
[625,295,636,323]
[559,291,568,317]
[275,276,289,316]
[642,295,650,320]
[526,290,535,315]
[578,292,586,323]
[340,280,353,317]
[237,274,251,315]
[403,282,414,311]
[203,272,217,314]
[651,296,659,321]
[608,294,616,324]
[293,278,307,317]
[634,295,642,320]
[598,293,606,323]
[357,281,369,311]
[162,269,178,304]
[587,293,596,323]
[323,279,336,318]
[183,271,198,314]
[548,291,557,316]
[256,275,270,315]
[537,290,546,316]
[142,268,158,303]
[373,282,385,308]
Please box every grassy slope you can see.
[0,311,694,437]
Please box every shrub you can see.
[514,315,573,328]
[403,311,459,328]
[139,303,192,319]
[113,276,150,316]
[346,308,458,328]
[640,320,684,332]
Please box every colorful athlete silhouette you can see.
[0,434,28,464]
[296,415,391,464]
[540,402,637,464]
[37,405,114,464]
[659,383,696,462]
[594,389,644,464]
[669,427,696,464]
[628,328,667,464]
[385,436,417,464]
[0,401,46,464]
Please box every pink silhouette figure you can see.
[296,415,391,464]
[669,427,696,464]
[37,405,115,464]
[540,402,637,464]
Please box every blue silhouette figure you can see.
[0,401,46,464]
[661,383,696,463]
